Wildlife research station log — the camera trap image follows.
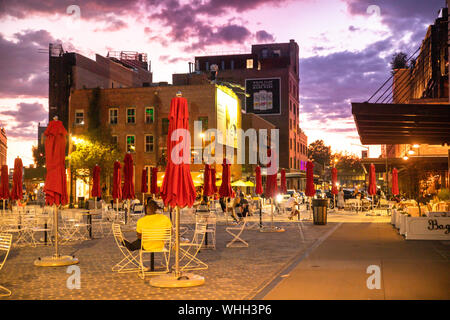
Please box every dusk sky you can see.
[0,0,444,168]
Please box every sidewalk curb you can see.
[249,222,343,300]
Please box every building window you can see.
[127,108,136,124]
[162,118,170,135]
[145,107,154,124]
[198,116,208,130]
[75,110,84,125]
[126,135,135,153]
[246,59,253,69]
[230,60,234,70]
[221,60,225,70]
[109,108,118,125]
[205,61,209,71]
[262,48,268,58]
[145,135,154,153]
[112,135,118,145]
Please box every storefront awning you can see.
[352,102,450,145]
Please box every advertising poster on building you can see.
[216,86,238,148]
[245,78,281,115]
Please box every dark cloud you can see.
[300,38,394,126]
[0,102,47,139]
[255,30,275,43]
[0,30,57,98]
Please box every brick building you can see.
[68,84,273,201]
[49,43,153,130]
[173,40,308,189]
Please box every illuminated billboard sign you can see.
[216,86,238,148]
[245,78,281,115]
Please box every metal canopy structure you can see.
[351,102,450,145]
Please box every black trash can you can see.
[312,198,328,225]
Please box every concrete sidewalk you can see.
[261,222,450,300]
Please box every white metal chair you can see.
[0,233,13,297]
[59,211,89,243]
[138,226,172,279]
[111,223,141,273]
[179,221,208,271]
[226,217,249,248]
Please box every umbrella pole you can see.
[334,194,336,211]
[54,205,59,257]
[175,206,180,278]
[271,197,274,229]
[259,198,262,229]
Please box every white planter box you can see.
[399,213,408,235]
[391,210,396,225]
[405,217,450,240]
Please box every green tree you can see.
[308,140,331,167]
[390,52,408,75]
[68,87,121,198]
[332,152,364,174]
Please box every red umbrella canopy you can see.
[392,167,399,196]
[141,167,148,194]
[122,153,135,200]
[91,165,101,198]
[265,149,278,198]
[112,161,122,200]
[0,165,9,200]
[11,157,23,201]
[255,165,263,195]
[161,96,196,208]
[331,167,338,195]
[280,168,287,194]
[210,167,217,194]
[219,158,234,198]
[150,167,159,195]
[305,161,315,197]
[44,120,68,206]
[203,164,213,197]
[368,163,377,196]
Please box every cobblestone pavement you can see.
[0,208,347,300]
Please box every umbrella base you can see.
[34,254,79,267]
[149,272,205,288]
[259,226,285,233]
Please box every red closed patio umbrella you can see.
[112,160,122,214]
[203,164,212,198]
[255,165,263,195]
[368,163,377,211]
[11,157,23,202]
[331,167,338,209]
[91,165,101,210]
[150,167,158,196]
[154,94,201,287]
[141,167,148,205]
[280,169,287,194]
[392,168,399,196]
[0,165,9,213]
[44,120,68,206]
[210,167,217,195]
[219,158,234,198]
[122,153,135,223]
[35,117,77,267]
[305,161,315,197]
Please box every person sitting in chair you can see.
[236,197,250,219]
[122,198,172,251]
